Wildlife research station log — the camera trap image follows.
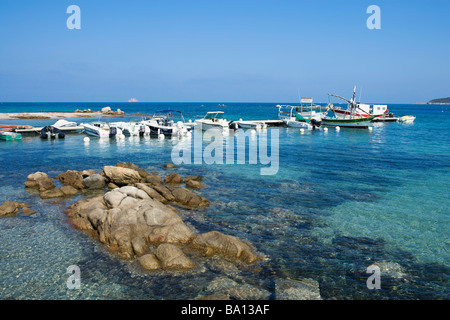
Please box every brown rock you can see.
[164,172,183,184]
[58,170,84,189]
[145,175,163,184]
[24,172,53,189]
[185,179,205,189]
[163,163,178,169]
[154,244,195,270]
[152,184,176,202]
[40,188,65,199]
[116,162,150,179]
[191,231,259,264]
[171,188,209,208]
[134,183,167,203]
[20,207,36,216]
[138,254,160,270]
[103,166,141,186]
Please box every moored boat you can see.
[143,110,191,137]
[398,115,416,123]
[195,111,236,131]
[81,122,122,138]
[0,131,22,141]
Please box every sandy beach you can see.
[0,112,101,120]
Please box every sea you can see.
[0,102,448,300]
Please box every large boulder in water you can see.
[0,201,31,216]
[65,186,195,260]
[103,166,141,186]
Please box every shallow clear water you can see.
[0,103,449,299]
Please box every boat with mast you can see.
[277,97,328,129]
[321,87,377,128]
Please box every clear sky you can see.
[0,0,448,103]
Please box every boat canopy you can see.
[204,111,224,120]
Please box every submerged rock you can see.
[0,201,31,216]
[185,179,205,189]
[275,278,322,300]
[191,231,260,264]
[163,163,178,169]
[164,172,183,184]
[154,243,195,270]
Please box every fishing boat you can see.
[277,100,326,130]
[322,87,377,128]
[398,115,416,123]
[0,131,22,141]
[81,122,122,138]
[40,126,65,139]
[195,111,237,131]
[143,110,191,137]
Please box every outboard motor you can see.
[40,126,49,139]
[109,126,117,137]
[52,127,65,139]
[228,121,238,130]
[310,119,321,130]
[139,125,146,136]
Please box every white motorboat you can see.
[195,111,235,131]
[52,119,78,128]
[143,110,191,137]
[398,115,416,123]
[237,120,267,130]
[110,121,149,136]
[81,122,122,138]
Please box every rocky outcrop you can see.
[0,201,35,216]
[65,184,260,271]
[164,172,183,184]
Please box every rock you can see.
[60,186,79,196]
[138,254,160,270]
[116,186,150,200]
[38,178,56,191]
[103,166,141,186]
[275,278,322,300]
[163,163,178,169]
[101,106,111,113]
[135,183,167,203]
[145,175,163,184]
[0,201,35,217]
[152,184,176,202]
[40,188,65,199]
[185,179,205,189]
[103,190,127,208]
[184,175,203,183]
[154,244,195,270]
[58,170,84,189]
[108,182,119,190]
[24,172,54,189]
[375,261,407,279]
[83,174,106,189]
[171,187,209,208]
[191,231,259,264]
[116,162,150,179]
[131,236,148,256]
[81,169,97,178]
[20,207,36,216]
[0,202,18,215]
[164,172,183,184]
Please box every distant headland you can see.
[414,97,450,105]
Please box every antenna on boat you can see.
[359,86,363,103]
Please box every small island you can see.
[415,97,450,105]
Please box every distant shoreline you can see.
[0,112,100,120]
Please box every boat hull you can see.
[321,115,377,128]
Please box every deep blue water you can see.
[0,102,449,299]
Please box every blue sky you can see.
[0,0,448,103]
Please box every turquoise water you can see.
[0,103,449,299]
